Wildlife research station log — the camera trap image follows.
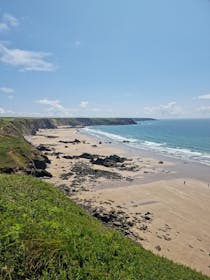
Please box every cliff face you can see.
[0,119,51,176]
[11,118,137,135]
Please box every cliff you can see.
[11,117,136,135]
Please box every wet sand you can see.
[26,127,210,276]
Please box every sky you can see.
[0,0,210,118]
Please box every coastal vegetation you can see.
[0,174,209,280]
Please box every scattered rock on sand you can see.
[91,154,127,168]
[37,144,51,152]
[59,139,81,144]
[71,162,122,180]
[155,245,161,251]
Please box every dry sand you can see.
[26,127,210,276]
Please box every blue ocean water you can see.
[83,119,210,166]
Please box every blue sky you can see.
[0,0,210,118]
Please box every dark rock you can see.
[45,135,58,139]
[50,152,62,157]
[155,245,161,251]
[139,225,148,231]
[73,138,81,144]
[31,128,37,135]
[60,172,74,180]
[158,161,164,164]
[163,235,172,241]
[91,157,114,167]
[0,167,14,174]
[79,153,98,160]
[59,138,81,144]
[91,155,127,168]
[34,169,52,178]
[127,221,134,227]
[108,155,126,163]
[33,158,48,170]
[43,155,51,164]
[63,155,74,159]
[37,144,51,152]
[71,162,122,180]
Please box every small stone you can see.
[127,221,134,227]
[139,224,148,231]
[113,221,122,227]
[155,245,161,251]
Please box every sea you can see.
[82,119,210,166]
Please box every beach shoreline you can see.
[26,127,210,276]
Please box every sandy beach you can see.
[26,127,210,276]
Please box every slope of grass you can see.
[0,175,208,280]
[0,134,41,170]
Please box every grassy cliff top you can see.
[0,174,208,280]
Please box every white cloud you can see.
[0,87,14,94]
[197,106,210,114]
[36,98,73,116]
[0,43,56,72]
[0,107,13,114]
[3,14,19,27]
[144,102,183,117]
[197,94,210,100]
[0,13,19,32]
[36,99,64,109]
[8,95,14,100]
[80,101,88,108]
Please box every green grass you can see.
[0,175,209,280]
[0,120,43,171]
[0,134,40,170]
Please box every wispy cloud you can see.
[80,101,88,108]
[0,107,13,114]
[0,13,19,32]
[0,87,14,94]
[36,98,72,116]
[197,106,210,114]
[0,43,56,72]
[197,94,210,100]
[36,98,64,109]
[144,102,183,117]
